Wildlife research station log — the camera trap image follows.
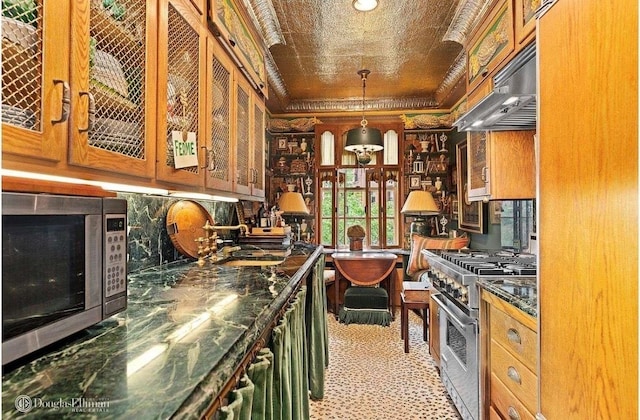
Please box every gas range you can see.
[422,249,537,318]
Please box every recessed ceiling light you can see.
[353,0,378,12]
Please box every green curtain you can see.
[220,267,324,420]
[257,348,274,420]
[271,287,309,420]
[235,374,255,420]
[289,291,310,419]
[247,351,270,420]
[306,254,329,399]
[219,388,243,420]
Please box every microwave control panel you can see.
[104,214,127,299]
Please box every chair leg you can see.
[422,307,428,342]
[403,304,409,353]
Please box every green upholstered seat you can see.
[339,286,391,326]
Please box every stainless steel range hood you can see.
[454,42,537,131]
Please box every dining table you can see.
[330,252,398,320]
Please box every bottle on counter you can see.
[259,202,269,227]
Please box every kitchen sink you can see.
[214,255,284,267]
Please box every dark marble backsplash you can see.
[118,193,238,272]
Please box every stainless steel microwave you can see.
[2,192,128,365]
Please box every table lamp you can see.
[401,190,440,236]
[278,191,310,241]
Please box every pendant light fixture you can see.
[345,69,383,166]
[352,0,378,12]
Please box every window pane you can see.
[320,131,334,166]
[319,170,334,246]
[383,130,399,165]
[499,200,535,251]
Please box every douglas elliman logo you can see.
[14,394,110,413]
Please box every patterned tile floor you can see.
[310,311,462,420]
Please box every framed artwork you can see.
[409,175,421,189]
[277,137,288,150]
[451,194,459,219]
[456,139,486,233]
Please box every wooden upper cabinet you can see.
[204,36,235,192]
[68,0,157,178]
[467,130,535,201]
[466,0,514,95]
[233,75,253,196]
[2,1,70,163]
[251,97,266,198]
[156,0,207,187]
[514,0,538,47]
[209,0,267,97]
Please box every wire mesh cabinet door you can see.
[2,1,70,163]
[251,97,266,198]
[233,74,252,196]
[68,0,157,178]
[204,36,234,192]
[156,0,206,186]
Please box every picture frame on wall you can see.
[277,137,288,150]
[456,139,486,233]
[409,175,421,189]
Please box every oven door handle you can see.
[432,294,475,330]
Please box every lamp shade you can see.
[344,127,384,153]
[401,190,440,215]
[278,192,309,215]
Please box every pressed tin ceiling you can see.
[241,0,490,114]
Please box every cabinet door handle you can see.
[51,79,70,124]
[507,328,521,344]
[78,91,95,133]
[481,166,488,182]
[202,147,218,171]
[507,406,521,420]
[507,366,521,384]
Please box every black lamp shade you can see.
[344,127,384,152]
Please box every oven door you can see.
[432,294,479,420]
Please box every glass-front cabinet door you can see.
[234,75,252,195]
[205,36,234,191]
[2,1,70,162]
[156,0,205,186]
[69,0,157,177]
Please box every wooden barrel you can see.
[166,200,214,259]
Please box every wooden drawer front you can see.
[490,305,536,371]
[490,372,536,420]
[491,340,537,413]
[488,405,502,420]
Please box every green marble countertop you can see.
[2,244,322,419]
[477,277,537,318]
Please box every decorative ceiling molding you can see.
[283,96,439,113]
[241,0,286,48]
[443,0,491,45]
[435,50,467,104]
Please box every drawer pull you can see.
[507,366,521,384]
[507,328,521,344]
[507,406,521,420]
